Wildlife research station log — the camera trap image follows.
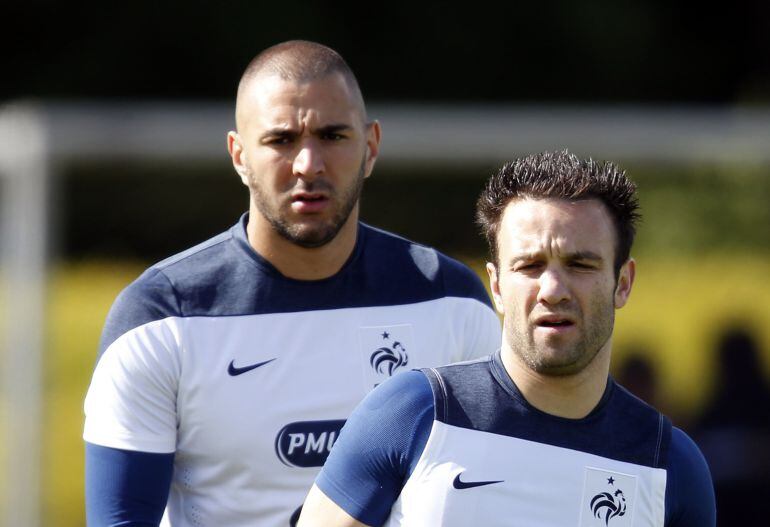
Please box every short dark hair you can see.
[237,40,365,119]
[476,150,641,275]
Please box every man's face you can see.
[228,72,380,248]
[487,198,634,376]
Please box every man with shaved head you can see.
[83,40,501,526]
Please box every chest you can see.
[390,421,667,527]
[172,300,470,461]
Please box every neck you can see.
[500,338,612,419]
[246,206,359,281]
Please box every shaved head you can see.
[235,40,367,130]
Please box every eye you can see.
[514,262,542,272]
[569,261,596,270]
[262,133,295,146]
[321,131,346,141]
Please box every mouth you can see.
[290,192,330,213]
[534,315,576,331]
[292,191,328,202]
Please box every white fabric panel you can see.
[84,296,500,527]
[388,421,667,527]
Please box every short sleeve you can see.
[84,312,182,453]
[665,427,716,526]
[315,370,434,526]
[460,301,501,362]
[439,258,501,362]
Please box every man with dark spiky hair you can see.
[83,41,501,526]
[300,151,715,527]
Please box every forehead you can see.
[497,198,616,258]
[237,72,364,132]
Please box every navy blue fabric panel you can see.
[365,224,493,309]
[154,215,492,316]
[664,428,716,526]
[315,370,433,526]
[429,352,670,469]
[85,442,173,526]
[98,267,181,358]
[98,214,492,356]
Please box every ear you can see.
[486,262,505,315]
[614,258,636,309]
[362,120,381,179]
[227,131,250,186]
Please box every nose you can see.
[292,140,325,179]
[537,267,571,306]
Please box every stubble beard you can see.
[251,155,367,249]
[506,295,615,377]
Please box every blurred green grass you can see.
[41,253,770,526]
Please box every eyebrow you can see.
[260,123,353,141]
[510,251,605,264]
[314,123,353,134]
[566,251,604,262]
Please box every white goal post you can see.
[0,104,48,527]
[1,100,769,526]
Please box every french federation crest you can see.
[359,324,414,390]
[579,468,637,526]
[590,488,627,525]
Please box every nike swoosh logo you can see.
[453,472,504,490]
[227,358,276,376]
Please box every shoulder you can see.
[315,370,435,525]
[98,266,179,356]
[421,356,502,427]
[330,370,435,458]
[360,224,492,306]
[664,427,716,526]
[152,229,235,275]
[355,369,434,417]
[425,356,496,399]
[148,223,249,297]
[98,224,245,355]
[668,427,713,483]
[125,223,241,310]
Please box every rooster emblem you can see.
[590,488,627,526]
[370,341,408,376]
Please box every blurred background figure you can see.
[615,348,660,408]
[692,326,770,526]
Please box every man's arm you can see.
[665,427,716,526]
[298,485,371,527]
[298,371,434,527]
[84,272,181,525]
[85,443,173,526]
